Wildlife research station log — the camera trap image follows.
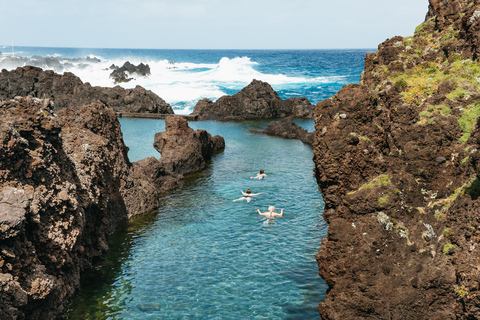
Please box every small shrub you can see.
[456,286,467,298]
[457,102,480,143]
[442,227,454,237]
[443,242,458,255]
[395,79,408,88]
[378,195,389,206]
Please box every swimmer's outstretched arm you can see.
[257,210,268,217]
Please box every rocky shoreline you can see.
[0,96,224,319]
[0,66,173,114]
[313,0,480,318]
[8,2,480,316]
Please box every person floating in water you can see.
[257,206,284,220]
[233,189,261,203]
[251,169,267,180]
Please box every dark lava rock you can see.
[0,66,173,114]
[436,156,447,164]
[263,117,314,145]
[191,79,315,120]
[0,97,224,319]
[109,61,151,84]
[312,1,480,319]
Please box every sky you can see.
[2,0,430,49]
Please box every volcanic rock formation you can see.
[109,61,151,84]
[264,117,314,145]
[313,1,480,319]
[0,97,223,319]
[0,66,173,114]
[123,116,225,217]
[191,79,315,120]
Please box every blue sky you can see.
[2,0,429,49]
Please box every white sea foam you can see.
[0,53,343,114]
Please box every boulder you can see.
[154,116,225,175]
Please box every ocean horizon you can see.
[0,45,373,114]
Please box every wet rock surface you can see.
[313,1,480,318]
[109,61,151,84]
[263,117,314,145]
[0,97,223,319]
[191,79,315,120]
[0,66,173,114]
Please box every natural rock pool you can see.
[66,118,326,319]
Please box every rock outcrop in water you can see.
[123,116,225,217]
[109,61,151,84]
[191,79,315,120]
[0,66,173,114]
[264,117,314,145]
[313,1,480,318]
[0,97,224,319]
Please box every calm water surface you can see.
[67,118,326,319]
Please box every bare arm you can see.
[273,209,284,217]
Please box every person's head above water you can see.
[260,169,264,174]
[246,189,252,193]
[268,206,275,212]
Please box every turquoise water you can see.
[67,118,326,319]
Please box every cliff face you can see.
[0,97,224,319]
[313,1,480,318]
[0,97,132,319]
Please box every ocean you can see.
[1,46,372,319]
[0,46,371,114]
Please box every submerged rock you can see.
[0,66,173,114]
[191,79,315,120]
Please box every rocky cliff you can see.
[191,79,315,120]
[0,97,223,319]
[313,1,480,318]
[0,66,173,114]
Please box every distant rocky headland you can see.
[0,96,224,319]
[0,66,173,114]
[313,0,480,318]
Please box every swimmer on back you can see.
[251,169,267,180]
[233,189,262,203]
[257,206,284,220]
